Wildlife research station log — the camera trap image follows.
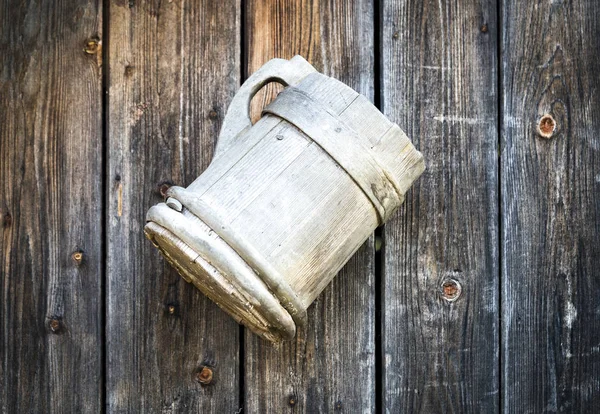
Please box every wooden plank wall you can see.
[501,0,600,412]
[244,1,376,412]
[106,0,241,412]
[0,1,104,413]
[381,0,499,412]
[2,0,600,413]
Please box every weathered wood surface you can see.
[106,1,241,412]
[244,1,377,412]
[0,1,103,412]
[381,0,500,412]
[501,0,600,412]
[3,0,600,412]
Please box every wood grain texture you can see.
[106,0,241,411]
[381,0,500,412]
[0,1,103,412]
[244,0,377,412]
[501,0,600,411]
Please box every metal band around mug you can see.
[262,87,404,223]
[165,185,308,327]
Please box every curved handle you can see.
[214,55,317,157]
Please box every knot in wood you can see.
[159,182,172,199]
[3,212,12,228]
[71,250,84,265]
[196,366,213,385]
[537,114,556,139]
[441,278,462,302]
[83,37,101,54]
[49,318,61,333]
[288,395,298,406]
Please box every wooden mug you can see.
[145,56,424,342]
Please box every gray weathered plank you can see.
[0,1,103,412]
[244,1,376,412]
[381,0,500,412]
[501,0,600,411]
[106,1,241,411]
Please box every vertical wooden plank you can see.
[106,1,241,412]
[244,1,376,412]
[0,1,103,412]
[381,0,499,412]
[501,0,600,411]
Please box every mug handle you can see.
[214,55,317,157]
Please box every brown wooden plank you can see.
[244,1,376,412]
[0,1,103,412]
[106,1,241,411]
[381,0,500,412]
[501,0,600,411]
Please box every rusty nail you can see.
[167,304,176,315]
[196,366,213,385]
[537,114,556,139]
[288,395,297,406]
[392,31,399,39]
[71,250,84,265]
[208,110,218,119]
[441,278,462,302]
[480,24,488,33]
[49,318,61,333]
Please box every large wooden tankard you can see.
[145,56,424,342]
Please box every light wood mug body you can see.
[145,56,425,342]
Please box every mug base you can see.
[145,203,296,342]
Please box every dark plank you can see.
[0,1,103,412]
[381,0,499,412]
[106,1,241,411]
[244,1,376,412]
[501,0,600,411]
